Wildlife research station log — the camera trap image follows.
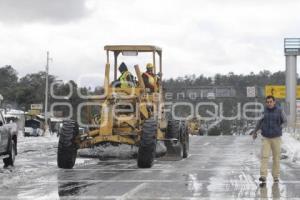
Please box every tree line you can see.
[0,65,295,135]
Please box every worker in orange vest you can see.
[142,63,157,93]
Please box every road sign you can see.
[28,109,41,116]
[296,101,300,124]
[297,100,300,114]
[265,85,300,99]
[31,104,43,110]
[246,87,256,98]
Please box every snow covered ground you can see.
[0,134,59,188]
[282,131,300,163]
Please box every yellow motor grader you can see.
[57,45,189,169]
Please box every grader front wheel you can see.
[57,120,79,169]
[137,119,157,168]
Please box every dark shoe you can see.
[259,182,266,187]
[259,176,266,182]
[274,177,279,183]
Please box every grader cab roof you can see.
[104,45,162,54]
[104,44,163,81]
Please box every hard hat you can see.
[146,63,153,69]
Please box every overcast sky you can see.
[0,0,300,87]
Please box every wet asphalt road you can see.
[1,135,300,200]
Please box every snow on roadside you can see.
[282,132,300,163]
[0,134,59,188]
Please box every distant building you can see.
[165,86,236,101]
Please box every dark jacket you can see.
[254,105,287,138]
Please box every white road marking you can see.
[55,168,300,172]
[101,196,278,200]
[42,179,300,184]
[57,168,263,172]
[117,183,147,200]
[189,153,239,156]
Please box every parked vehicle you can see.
[24,119,44,137]
[0,110,18,167]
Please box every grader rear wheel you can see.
[166,120,180,139]
[165,120,189,158]
[165,120,182,157]
[181,122,189,158]
[137,118,157,168]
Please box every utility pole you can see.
[0,94,3,107]
[284,38,300,130]
[44,51,52,134]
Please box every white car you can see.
[207,92,216,99]
[24,127,44,137]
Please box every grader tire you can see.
[165,120,183,157]
[57,120,79,169]
[137,119,157,168]
[166,120,180,139]
[3,139,16,167]
[181,122,189,158]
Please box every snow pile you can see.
[78,143,138,159]
[78,141,167,159]
[282,132,300,163]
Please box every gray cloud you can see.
[0,0,92,24]
[0,0,300,84]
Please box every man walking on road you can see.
[252,95,287,183]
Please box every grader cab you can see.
[57,45,189,169]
